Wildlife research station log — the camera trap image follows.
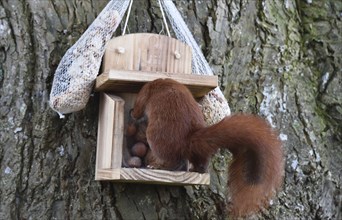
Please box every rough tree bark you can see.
[0,0,340,219]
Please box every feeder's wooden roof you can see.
[95,70,218,98]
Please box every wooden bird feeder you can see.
[95,33,217,185]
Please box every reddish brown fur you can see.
[131,78,204,170]
[190,115,284,216]
[131,78,284,217]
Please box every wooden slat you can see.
[95,94,124,180]
[96,168,210,185]
[95,70,218,97]
[95,168,121,180]
[111,95,125,169]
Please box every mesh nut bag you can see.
[49,1,130,117]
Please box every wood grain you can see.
[95,70,218,97]
[96,168,210,185]
[102,33,192,74]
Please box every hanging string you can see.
[122,0,134,35]
[122,0,170,37]
[158,0,171,37]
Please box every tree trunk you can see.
[0,0,340,219]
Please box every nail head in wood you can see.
[174,51,181,59]
[116,47,125,54]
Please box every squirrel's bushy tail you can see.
[189,114,284,217]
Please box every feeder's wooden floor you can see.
[96,168,210,185]
[95,69,218,98]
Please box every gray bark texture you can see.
[0,0,341,219]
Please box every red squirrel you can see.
[130,78,284,217]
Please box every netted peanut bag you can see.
[49,1,130,117]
